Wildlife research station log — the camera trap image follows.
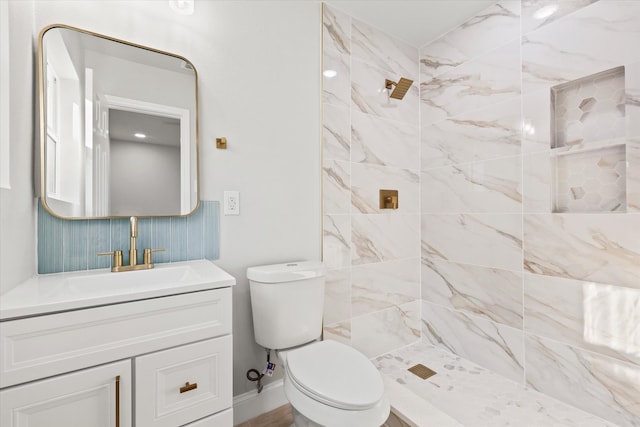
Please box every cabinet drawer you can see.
[0,360,132,427]
[182,409,233,427]
[0,288,231,388]
[136,336,232,427]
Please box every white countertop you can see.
[0,259,235,320]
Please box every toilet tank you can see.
[247,261,325,350]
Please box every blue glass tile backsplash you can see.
[37,200,220,274]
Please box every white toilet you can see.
[247,261,390,427]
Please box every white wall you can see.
[109,140,180,216]
[8,0,322,396]
[198,2,322,394]
[0,1,36,294]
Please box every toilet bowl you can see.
[279,340,389,427]
[247,262,390,426]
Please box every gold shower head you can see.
[385,77,413,100]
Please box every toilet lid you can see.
[285,340,384,410]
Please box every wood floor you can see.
[235,404,293,427]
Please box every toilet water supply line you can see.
[246,348,276,393]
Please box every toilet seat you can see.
[285,340,384,410]
[280,340,390,427]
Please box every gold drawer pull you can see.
[180,382,198,393]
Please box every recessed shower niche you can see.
[551,66,628,213]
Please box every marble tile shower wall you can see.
[419,0,525,385]
[322,5,421,359]
[419,1,640,426]
[38,200,220,274]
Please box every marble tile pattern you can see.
[324,2,640,425]
[351,300,420,358]
[421,213,522,272]
[420,40,521,127]
[322,3,350,56]
[351,258,420,317]
[421,156,522,213]
[521,0,600,35]
[524,273,640,365]
[323,268,350,325]
[351,111,419,170]
[526,335,640,427]
[421,258,523,328]
[522,1,640,95]
[421,97,522,169]
[629,139,640,212]
[322,320,351,346]
[420,1,521,81]
[421,301,524,384]
[523,213,640,289]
[416,3,640,426]
[352,214,420,265]
[323,49,350,109]
[322,159,350,215]
[351,17,418,82]
[322,5,421,359]
[322,214,350,271]
[322,104,350,162]
[523,151,552,212]
[522,89,552,154]
[38,200,220,274]
[375,341,619,427]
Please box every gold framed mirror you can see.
[38,24,199,219]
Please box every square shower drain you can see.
[408,364,437,380]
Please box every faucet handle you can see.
[130,216,138,238]
[98,250,123,268]
[143,248,165,265]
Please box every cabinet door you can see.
[0,360,132,427]
[136,336,232,427]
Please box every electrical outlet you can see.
[224,191,240,215]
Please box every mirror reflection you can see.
[39,25,198,218]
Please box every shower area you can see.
[321,1,640,426]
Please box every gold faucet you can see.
[129,216,138,267]
[99,216,165,272]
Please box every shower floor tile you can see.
[374,342,618,427]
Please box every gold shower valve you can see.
[379,189,399,209]
[216,137,227,149]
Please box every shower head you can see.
[385,77,413,100]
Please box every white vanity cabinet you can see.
[0,261,235,427]
[135,336,232,427]
[0,360,132,427]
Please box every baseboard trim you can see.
[233,379,288,425]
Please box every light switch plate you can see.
[224,191,240,215]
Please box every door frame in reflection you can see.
[100,95,191,215]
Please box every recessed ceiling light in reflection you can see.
[534,4,559,20]
[134,133,147,139]
[323,69,337,78]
